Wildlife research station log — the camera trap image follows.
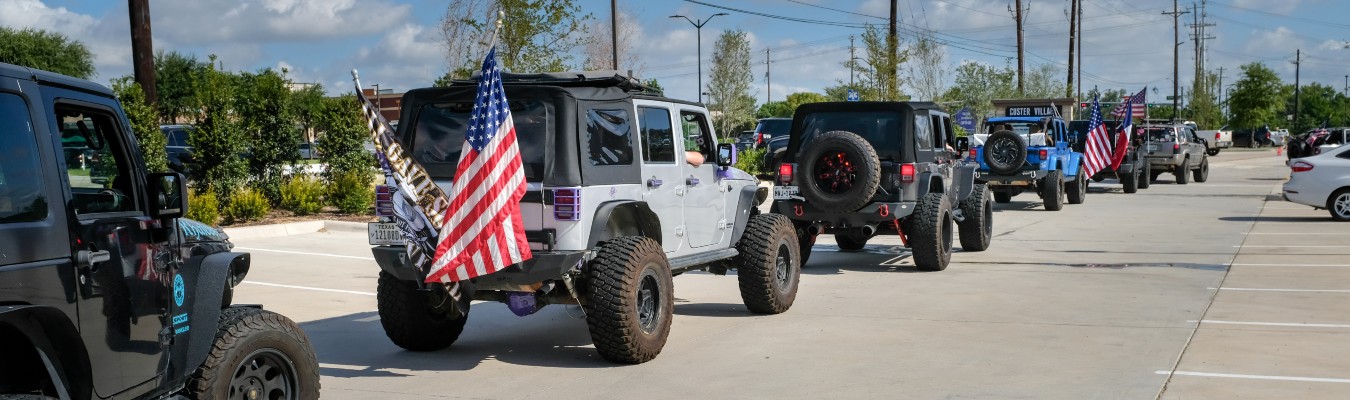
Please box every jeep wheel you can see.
[187,308,320,400]
[584,236,673,364]
[1194,157,1209,183]
[1121,166,1139,193]
[376,271,469,351]
[1174,158,1190,185]
[993,191,1012,204]
[1091,175,1106,183]
[957,183,992,252]
[1140,162,1154,188]
[1040,170,1065,211]
[1206,148,1220,156]
[911,193,953,271]
[734,214,801,314]
[797,131,881,212]
[1067,165,1087,205]
[834,230,870,250]
[983,130,1027,175]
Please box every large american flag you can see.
[1083,95,1113,177]
[1110,87,1147,118]
[426,46,532,283]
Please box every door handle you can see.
[77,250,110,269]
[647,178,664,188]
[687,177,701,186]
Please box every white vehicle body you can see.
[1197,128,1232,149]
[1283,145,1350,220]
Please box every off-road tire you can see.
[1175,157,1190,185]
[1091,175,1106,183]
[1040,170,1065,211]
[957,183,992,252]
[911,193,953,271]
[187,307,320,400]
[1194,157,1209,183]
[1067,165,1087,205]
[1288,141,1306,160]
[834,230,870,250]
[0,395,57,399]
[1121,166,1139,193]
[983,130,1027,175]
[1328,188,1350,221]
[993,191,1013,204]
[1139,162,1153,189]
[797,131,882,212]
[376,271,468,351]
[584,236,673,364]
[734,214,801,314]
[1207,148,1220,156]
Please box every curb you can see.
[223,220,368,240]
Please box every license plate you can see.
[368,222,402,246]
[1147,144,1158,151]
[773,185,799,200]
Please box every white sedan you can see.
[1284,144,1350,220]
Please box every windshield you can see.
[797,111,904,162]
[1146,128,1176,142]
[411,99,549,180]
[985,121,1044,135]
[756,119,791,139]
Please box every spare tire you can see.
[982,130,1026,175]
[797,131,881,212]
[1287,140,1306,160]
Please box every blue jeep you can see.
[969,116,1087,210]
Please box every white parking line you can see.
[1156,370,1350,383]
[1209,287,1350,293]
[241,281,376,296]
[1244,232,1330,235]
[1233,245,1350,248]
[234,246,375,261]
[1190,319,1350,329]
[1232,263,1350,267]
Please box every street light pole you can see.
[670,13,728,103]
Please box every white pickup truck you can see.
[1196,125,1232,156]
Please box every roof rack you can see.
[459,70,661,95]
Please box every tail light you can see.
[777,163,794,185]
[1290,161,1314,172]
[374,185,394,217]
[1038,149,1049,160]
[899,163,916,183]
[1215,132,1220,140]
[1173,143,1180,151]
[968,148,977,160]
[552,188,581,220]
[756,132,765,146]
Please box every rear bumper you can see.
[1147,154,1182,167]
[372,246,588,287]
[1214,141,1233,148]
[775,199,917,227]
[976,169,1049,186]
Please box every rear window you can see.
[1146,128,1175,142]
[0,93,48,223]
[797,111,905,161]
[756,119,791,139]
[411,100,549,179]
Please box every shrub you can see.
[735,146,768,177]
[280,175,325,215]
[328,170,373,214]
[224,188,270,223]
[186,189,220,225]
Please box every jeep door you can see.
[46,95,171,396]
[917,111,953,197]
[634,101,685,254]
[677,110,727,248]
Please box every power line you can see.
[1211,1,1350,30]
[683,0,869,28]
[781,0,886,21]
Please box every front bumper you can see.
[372,246,588,288]
[775,199,917,227]
[976,169,1049,186]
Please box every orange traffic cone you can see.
[1277,145,1283,156]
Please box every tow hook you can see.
[953,208,966,222]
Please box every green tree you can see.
[940,60,1016,122]
[188,55,248,202]
[439,0,592,77]
[1289,83,1345,132]
[110,77,168,173]
[1188,70,1223,129]
[1023,63,1065,99]
[290,83,326,143]
[1227,62,1289,129]
[315,95,374,179]
[708,29,756,140]
[155,51,207,123]
[643,78,663,94]
[235,69,301,205]
[756,101,792,118]
[833,24,909,101]
[785,92,829,110]
[904,33,947,101]
[1085,87,1128,103]
[0,27,93,79]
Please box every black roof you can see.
[0,62,114,97]
[796,101,944,115]
[460,70,661,94]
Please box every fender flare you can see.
[172,251,250,380]
[587,201,662,248]
[728,185,765,245]
[0,305,91,400]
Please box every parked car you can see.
[1271,128,1290,146]
[1067,119,1152,193]
[735,130,757,151]
[752,117,791,149]
[160,124,195,173]
[298,140,320,159]
[1196,125,1233,155]
[761,134,790,177]
[973,116,1088,209]
[1233,127,1272,148]
[1283,144,1350,220]
[1144,124,1210,184]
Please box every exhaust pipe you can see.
[860,224,876,237]
[806,224,825,237]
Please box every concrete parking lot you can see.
[227,148,1348,399]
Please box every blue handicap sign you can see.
[846,89,860,102]
[955,107,977,132]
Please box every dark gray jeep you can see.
[770,101,992,271]
[0,62,319,399]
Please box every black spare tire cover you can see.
[797,130,881,212]
[983,130,1027,175]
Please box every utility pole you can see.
[1217,66,1225,118]
[670,13,728,103]
[128,0,156,104]
[1066,0,1077,98]
[1076,0,1083,101]
[610,0,618,70]
[889,0,899,100]
[1294,49,1301,129]
[849,35,856,88]
[765,48,771,104]
[1011,0,1027,96]
[1188,2,1215,105]
[1163,1,1188,117]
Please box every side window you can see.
[680,111,713,157]
[56,104,138,215]
[929,115,946,149]
[638,107,675,163]
[0,93,48,223]
[585,108,633,166]
[914,115,933,149]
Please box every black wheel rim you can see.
[637,273,661,334]
[812,150,858,194]
[231,348,299,400]
[774,240,793,291]
[1335,193,1350,218]
[983,198,993,235]
[988,137,1020,166]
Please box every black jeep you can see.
[0,62,319,399]
[1067,119,1152,193]
[770,102,992,271]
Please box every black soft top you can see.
[0,62,115,97]
[785,101,943,164]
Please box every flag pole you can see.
[482,11,505,64]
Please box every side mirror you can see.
[717,143,736,168]
[954,137,970,153]
[148,172,187,219]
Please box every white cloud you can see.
[0,0,132,77]
[149,0,411,45]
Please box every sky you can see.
[3,0,1349,107]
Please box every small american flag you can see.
[1111,87,1147,118]
[426,45,532,283]
[1084,95,1113,177]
